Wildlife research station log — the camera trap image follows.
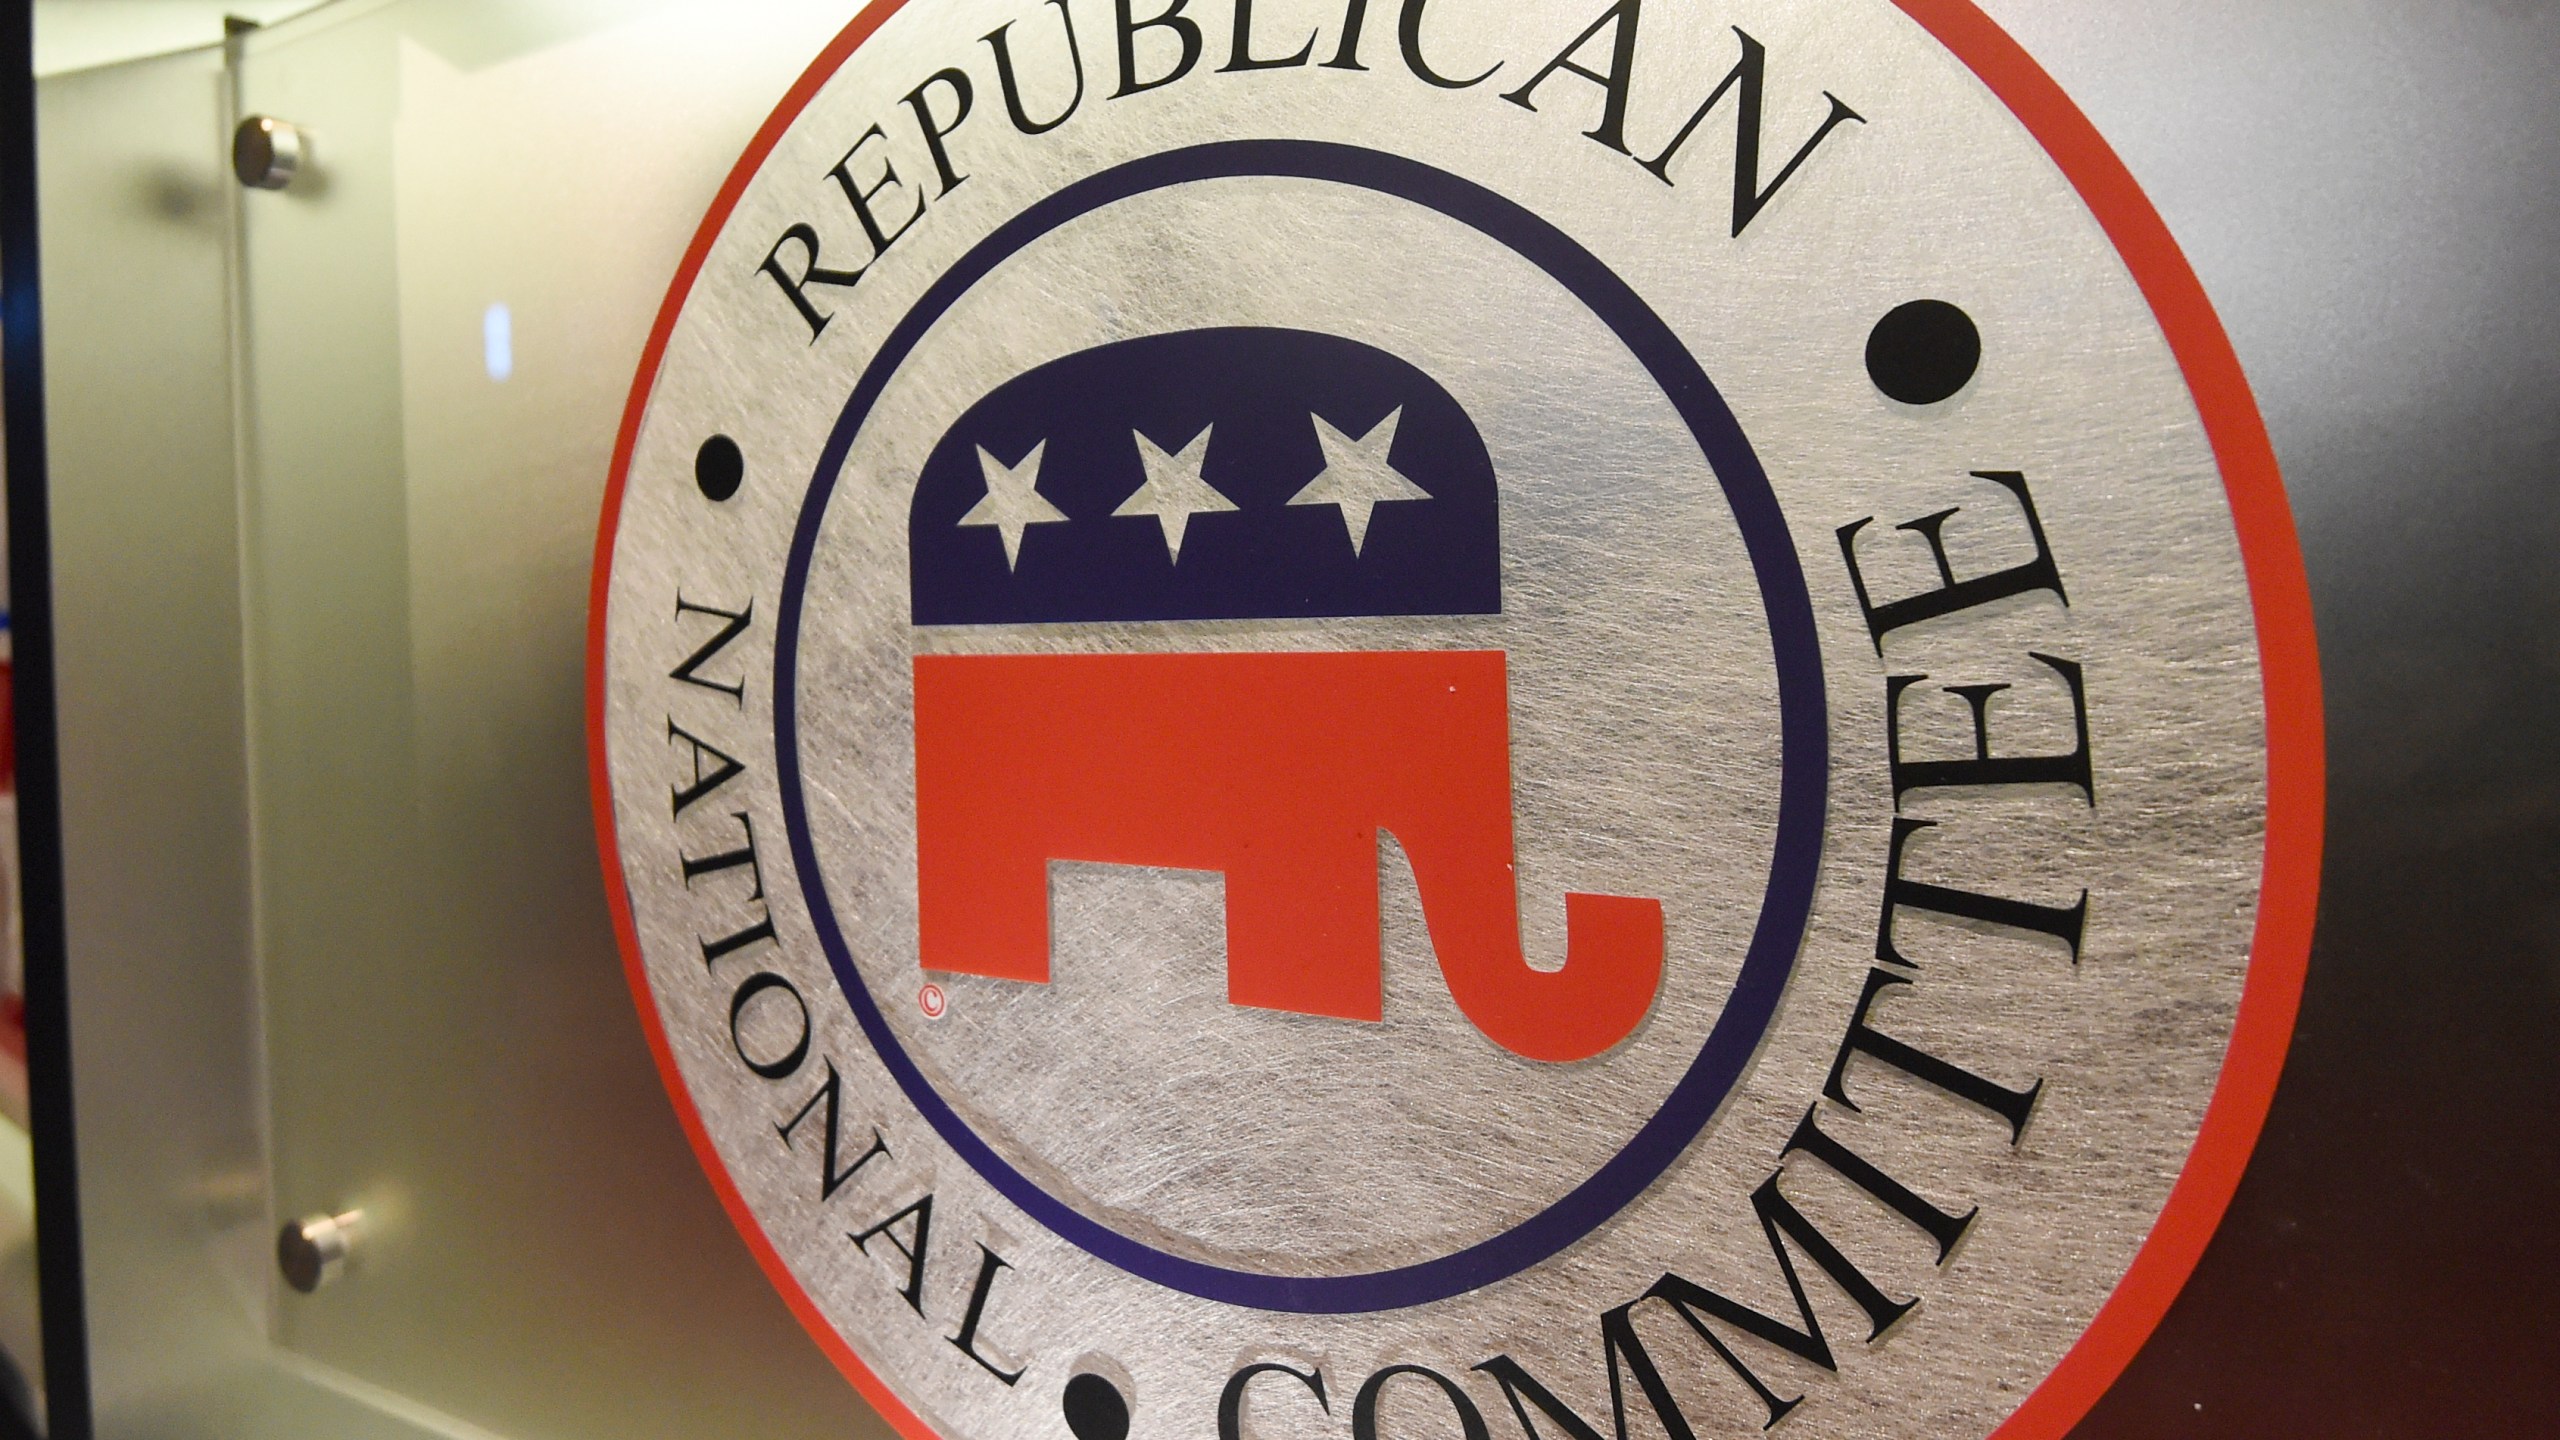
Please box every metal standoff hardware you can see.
[232,115,305,191]
[276,1209,361,1294]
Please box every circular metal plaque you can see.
[589,2,2321,1437]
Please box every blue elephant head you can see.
[908,326,1503,627]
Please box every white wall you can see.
[33,0,332,76]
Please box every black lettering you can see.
[1640,1173,1916,1428]
[1837,471,2066,649]
[1481,1113,1975,1440]
[902,69,975,196]
[827,125,927,257]
[679,811,766,901]
[985,0,1088,134]
[699,913,777,968]
[1637,28,1861,235]
[852,1194,936,1313]
[670,594,752,703]
[1399,0,1499,88]
[1475,1313,1700,1440]
[776,1060,891,1202]
[1221,1363,1331,1440]
[1886,655,2093,803]
[947,1244,1028,1384]
[1500,0,1641,152]
[1782,1105,1975,1261]
[1826,967,2042,1141]
[1114,0,1204,95]
[728,970,811,1080]
[1223,0,1318,71]
[1322,0,1372,70]
[758,224,865,342]
[1876,816,2088,967]
[666,719,745,817]
[1354,1366,1490,1440]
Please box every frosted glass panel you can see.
[230,3,887,1434]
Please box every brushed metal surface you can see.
[600,3,2286,1437]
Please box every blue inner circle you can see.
[773,141,1828,1314]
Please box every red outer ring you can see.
[586,4,2324,1437]
[1887,4,2326,1437]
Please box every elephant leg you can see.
[1221,819,1386,1022]
[914,654,1072,982]
[917,842,1054,983]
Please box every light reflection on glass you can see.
[483,302,513,381]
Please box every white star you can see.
[1289,408,1431,555]
[957,441,1068,571]
[1113,426,1238,563]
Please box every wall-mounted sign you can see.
[589,1,2321,1437]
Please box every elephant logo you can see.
[908,327,1662,1062]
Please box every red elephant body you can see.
[913,649,1662,1062]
